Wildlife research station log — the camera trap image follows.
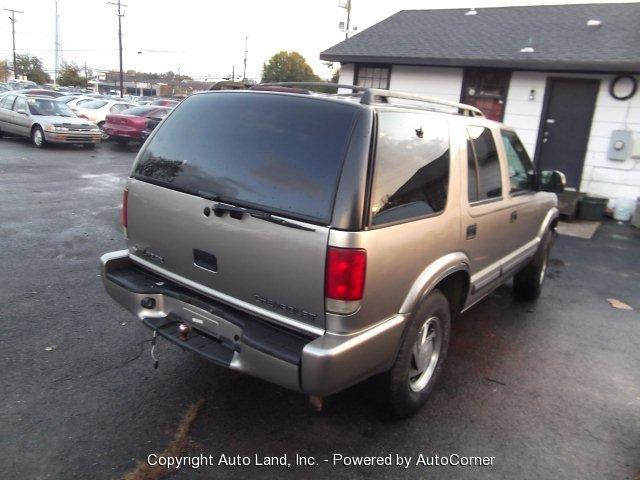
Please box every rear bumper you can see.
[101,250,407,395]
[102,125,142,139]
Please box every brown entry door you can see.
[535,78,599,190]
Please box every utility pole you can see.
[83,61,88,88]
[54,0,60,84]
[242,36,248,82]
[108,0,126,98]
[231,65,235,82]
[344,0,352,39]
[4,8,22,80]
[3,57,8,82]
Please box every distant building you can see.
[321,3,640,201]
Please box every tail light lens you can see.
[325,247,366,314]
[78,114,88,119]
[121,188,129,232]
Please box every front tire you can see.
[98,122,109,140]
[385,289,451,417]
[31,126,45,148]
[513,230,552,301]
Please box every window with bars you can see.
[355,66,390,89]
[461,69,511,122]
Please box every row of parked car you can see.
[0,88,179,148]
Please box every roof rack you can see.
[258,82,484,118]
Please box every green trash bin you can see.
[578,196,608,221]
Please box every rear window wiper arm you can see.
[210,202,315,232]
[247,209,315,232]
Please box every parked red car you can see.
[102,106,172,144]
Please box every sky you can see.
[0,0,634,82]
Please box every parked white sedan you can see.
[74,99,136,137]
[56,94,98,112]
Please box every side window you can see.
[13,97,28,113]
[501,130,534,193]
[0,94,17,110]
[467,126,502,202]
[371,112,450,226]
[467,138,480,202]
[76,99,92,107]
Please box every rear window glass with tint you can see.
[370,111,450,226]
[133,93,360,223]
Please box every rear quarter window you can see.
[370,111,450,226]
[133,92,361,224]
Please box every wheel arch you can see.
[399,252,471,318]
[537,206,559,239]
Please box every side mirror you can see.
[540,170,566,193]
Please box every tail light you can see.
[121,188,129,236]
[78,114,89,119]
[325,247,366,314]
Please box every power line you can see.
[4,8,23,79]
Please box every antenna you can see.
[108,0,127,98]
[4,8,23,80]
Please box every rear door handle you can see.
[466,224,477,239]
[510,211,518,223]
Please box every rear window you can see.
[81,100,107,109]
[120,106,158,116]
[57,95,79,104]
[133,92,360,223]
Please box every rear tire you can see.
[115,138,129,146]
[513,230,552,301]
[31,126,45,148]
[385,289,451,417]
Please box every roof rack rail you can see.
[360,88,484,117]
[258,82,484,117]
[260,82,367,91]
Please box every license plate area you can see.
[173,301,242,342]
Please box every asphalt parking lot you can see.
[1,137,639,480]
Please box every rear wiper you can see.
[210,202,315,232]
[247,209,315,232]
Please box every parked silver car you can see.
[0,93,102,148]
[101,84,565,416]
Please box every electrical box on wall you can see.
[608,130,632,161]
